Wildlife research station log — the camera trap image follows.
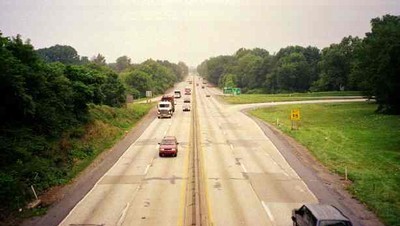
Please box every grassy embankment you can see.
[14,102,155,221]
[66,102,155,178]
[220,91,363,104]
[249,102,400,226]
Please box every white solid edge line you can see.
[58,118,158,225]
[230,144,234,150]
[144,164,150,175]
[249,115,319,202]
[117,202,130,226]
[240,162,248,173]
[261,201,275,223]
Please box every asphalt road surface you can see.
[54,75,371,226]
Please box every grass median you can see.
[220,91,363,104]
[249,102,400,226]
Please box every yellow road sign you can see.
[291,109,300,121]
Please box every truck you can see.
[161,95,175,112]
[174,90,181,98]
[157,101,173,118]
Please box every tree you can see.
[36,45,80,64]
[313,36,361,91]
[91,53,106,66]
[219,73,237,88]
[235,53,263,90]
[354,15,400,114]
[115,55,131,72]
[273,52,311,92]
[123,70,152,98]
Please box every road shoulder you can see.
[22,107,157,226]
[243,109,383,226]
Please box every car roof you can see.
[304,204,350,221]
[163,136,176,140]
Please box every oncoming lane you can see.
[195,76,318,226]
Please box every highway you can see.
[58,75,362,226]
[59,81,192,226]
[196,78,317,226]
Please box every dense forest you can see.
[0,32,188,218]
[197,15,400,114]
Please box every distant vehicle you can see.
[196,83,199,86]
[184,97,191,103]
[292,204,353,226]
[174,90,181,98]
[158,136,179,157]
[161,95,175,112]
[201,85,205,89]
[157,101,173,118]
[206,94,211,97]
[185,87,191,95]
[188,80,192,84]
[202,81,207,84]
[182,104,191,111]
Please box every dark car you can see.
[158,136,179,157]
[292,204,352,226]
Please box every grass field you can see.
[220,91,363,104]
[249,102,400,226]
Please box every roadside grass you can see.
[220,91,363,104]
[66,102,155,179]
[12,102,155,221]
[249,102,400,226]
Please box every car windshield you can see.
[159,104,170,108]
[320,220,352,226]
[161,140,175,145]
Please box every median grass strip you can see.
[249,102,400,226]
[220,91,362,104]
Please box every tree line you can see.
[37,46,189,98]
[197,15,400,114]
[0,32,188,215]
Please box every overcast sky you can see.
[1,0,399,66]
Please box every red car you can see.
[158,136,179,157]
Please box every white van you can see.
[174,90,181,98]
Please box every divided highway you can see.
[59,75,320,226]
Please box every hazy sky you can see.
[1,0,399,66]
